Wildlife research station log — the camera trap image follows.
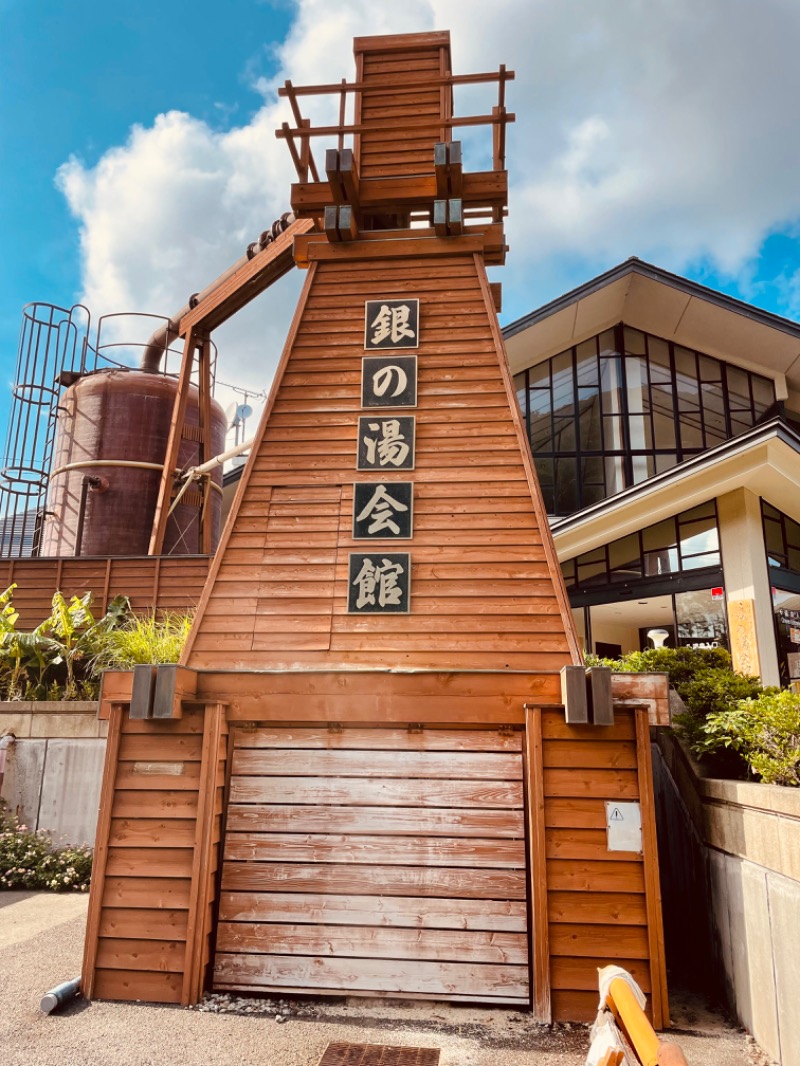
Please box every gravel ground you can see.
[0,891,769,1066]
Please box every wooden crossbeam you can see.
[291,171,506,217]
[178,217,314,336]
[277,68,515,98]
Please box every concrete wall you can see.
[0,701,106,846]
[655,731,800,1066]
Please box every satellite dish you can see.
[224,401,239,427]
[236,404,253,421]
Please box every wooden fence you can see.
[0,556,212,626]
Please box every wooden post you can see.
[182,702,227,1004]
[525,705,551,1022]
[635,708,669,1029]
[148,328,198,556]
[81,702,124,999]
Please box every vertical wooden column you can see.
[199,335,214,556]
[149,328,198,556]
[525,705,551,1023]
[182,701,228,1004]
[81,702,125,999]
[635,708,669,1029]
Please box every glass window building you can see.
[503,258,800,685]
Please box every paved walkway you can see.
[0,891,764,1066]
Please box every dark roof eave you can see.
[549,416,800,537]
[502,257,800,342]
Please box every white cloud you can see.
[58,0,800,409]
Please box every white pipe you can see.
[181,436,254,478]
[50,460,164,476]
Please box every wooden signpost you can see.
[82,31,668,1026]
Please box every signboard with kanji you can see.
[357,416,415,470]
[361,355,418,408]
[353,482,413,539]
[364,299,419,350]
[348,552,411,613]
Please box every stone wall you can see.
[0,701,106,845]
[654,730,800,1066]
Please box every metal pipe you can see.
[183,436,254,478]
[75,475,102,557]
[50,460,165,476]
[40,977,81,1014]
[140,212,296,372]
[167,437,253,519]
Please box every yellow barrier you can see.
[588,967,688,1066]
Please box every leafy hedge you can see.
[0,585,192,701]
[587,646,799,786]
[0,802,92,890]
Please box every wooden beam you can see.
[81,703,124,999]
[291,170,507,216]
[182,702,227,1004]
[525,706,551,1022]
[294,232,488,268]
[148,327,199,556]
[199,334,213,555]
[275,111,515,143]
[277,68,515,98]
[635,709,670,1030]
[178,217,314,336]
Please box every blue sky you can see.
[3,0,800,440]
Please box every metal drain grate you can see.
[316,1043,441,1066]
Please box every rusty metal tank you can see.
[41,369,227,557]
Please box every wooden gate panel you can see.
[214,726,530,1005]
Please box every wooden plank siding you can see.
[214,725,530,1005]
[0,555,211,627]
[536,706,667,1025]
[354,35,452,181]
[82,704,228,1005]
[183,253,578,671]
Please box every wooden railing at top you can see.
[0,555,212,628]
[276,66,515,182]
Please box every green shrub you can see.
[587,645,767,775]
[91,611,193,671]
[0,803,92,890]
[676,668,764,747]
[701,689,800,786]
[587,646,732,689]
[0,586,130,701]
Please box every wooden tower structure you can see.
[83,31,669,1025]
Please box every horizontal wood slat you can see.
[228,777,523,808]
[225,805,524,838]
[230,749,522,780]
[223,833,525,869]
[217,892,528,931]
[221,862,527,899]
[235,727,523,752]
[216,923,528,965]
[214,954,529,1001]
